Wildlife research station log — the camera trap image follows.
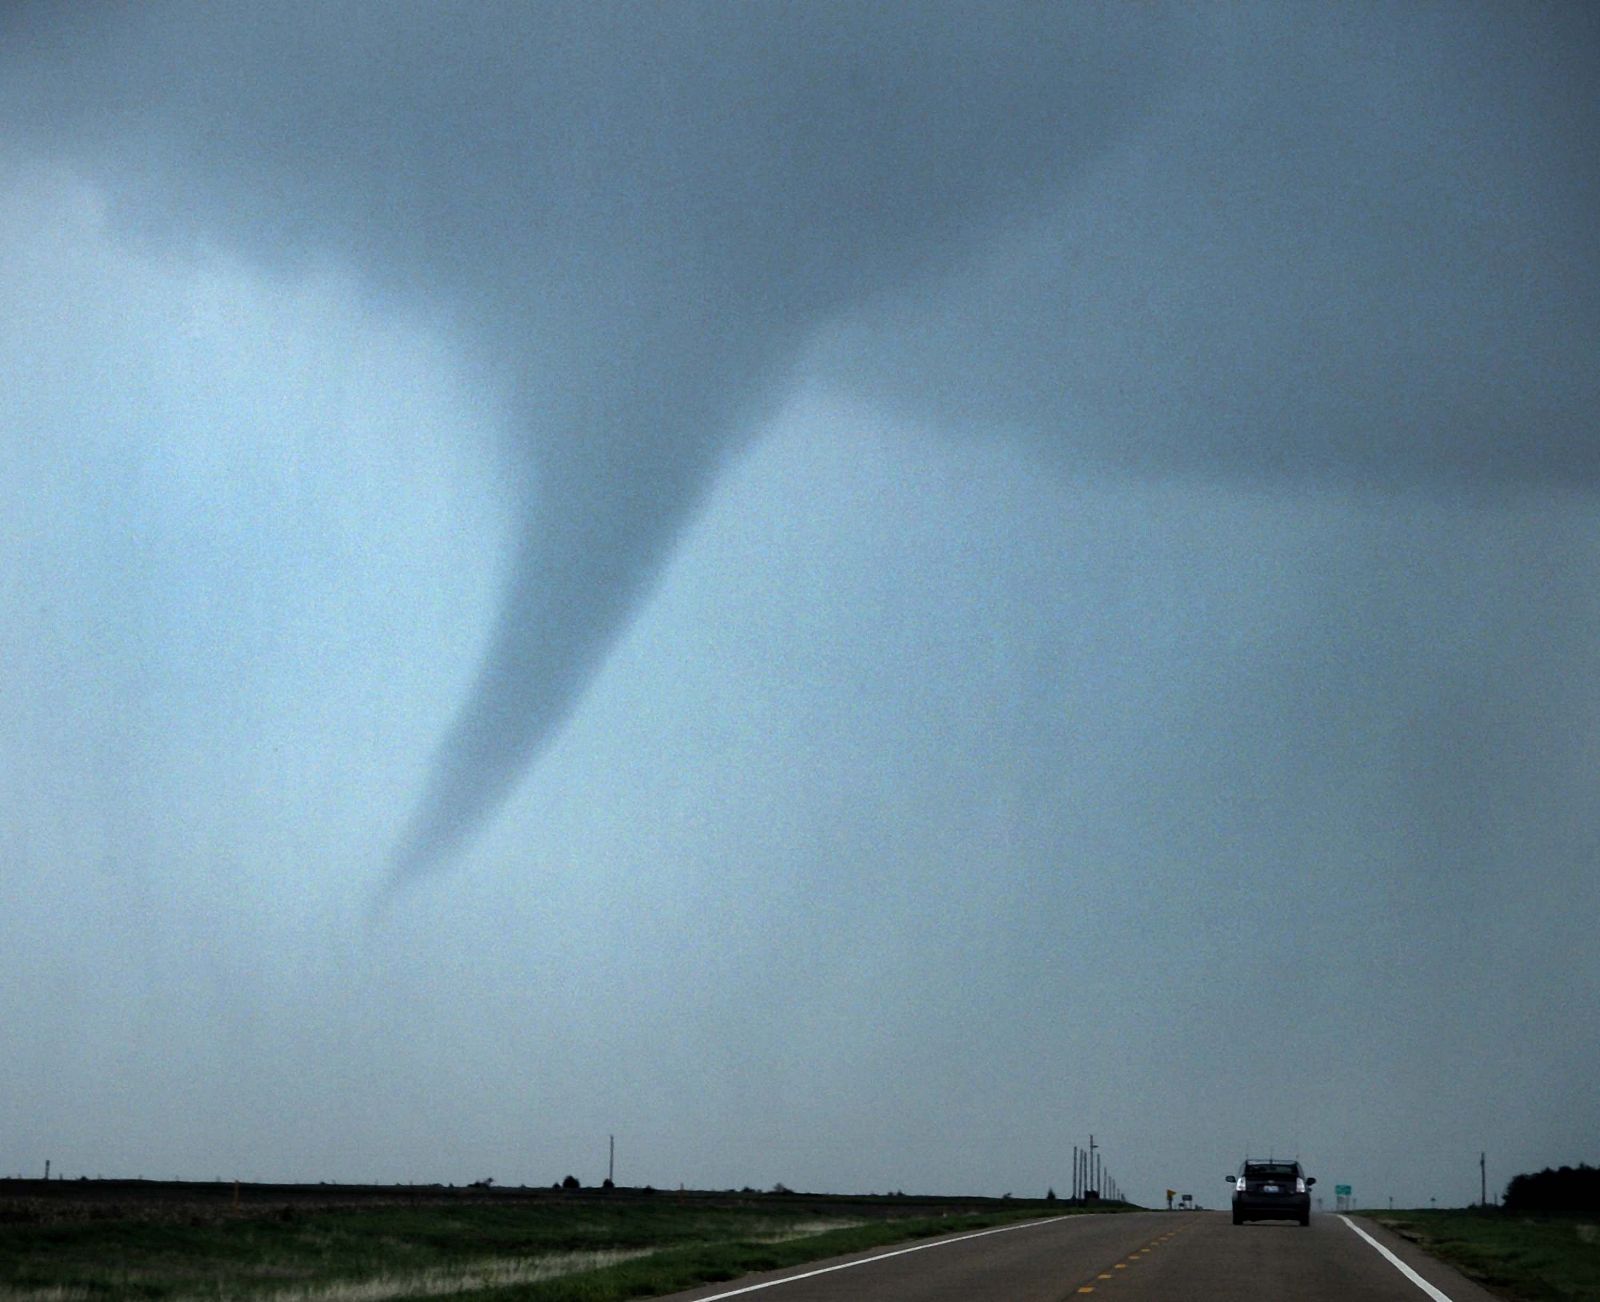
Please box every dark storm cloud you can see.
[826,4,1600,490]
[5,2,1595,882]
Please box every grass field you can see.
[0,1181,1125,1301]
[1362,1209,1600,1302]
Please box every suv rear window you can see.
[1245,1164,1298,1179]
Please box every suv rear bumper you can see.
[1233,1194,1310,1222]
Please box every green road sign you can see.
[1335,1184,1352,1196]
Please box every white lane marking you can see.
[1338,1215,1458,1302]
[682,1215,1082,1300]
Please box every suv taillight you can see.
[1236,1176,1246,1191]
[1296,1178,1307,1194]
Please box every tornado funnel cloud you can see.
[383,360,764,887]
[0,2,1189,889]
[365,10,1181,888]
[384,531,628,886]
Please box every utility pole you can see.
[608,1135,615,1186]
[1088,1135,1097,1195]
[1480,1152,1486,1208]
[1072,1146,1079,1200]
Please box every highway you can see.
[656,1210,1503,1301]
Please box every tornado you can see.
[5,3,1588,892]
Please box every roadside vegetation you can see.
[1362,1208,1600,1302]
[0,1184,1133,1301]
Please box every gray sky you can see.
[2,2,1597,1207]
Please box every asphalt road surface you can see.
[656,1210,1503,1302]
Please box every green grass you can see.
[0,1190,1122,1301]
[1361,1209,1600,1302]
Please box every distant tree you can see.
[602,1177,615,1190]
[1046,1188,1057,1202]
[561,1174,580,1190]
[1504,1163,1600,1215]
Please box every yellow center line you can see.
[1068,1227,1192,1292]
[1072,1234,1172,1297]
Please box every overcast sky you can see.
[3,3,1597,1208]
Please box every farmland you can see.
[0,1179,1108,1300]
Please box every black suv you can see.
[1228,1158,1314,1225]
